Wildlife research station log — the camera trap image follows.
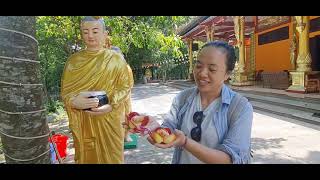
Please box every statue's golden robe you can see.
[61,49,131,164]
[124,65,134,115]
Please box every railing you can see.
[261,71,290,90]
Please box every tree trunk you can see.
[0,16,50,163]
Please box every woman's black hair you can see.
[199,40,236,73]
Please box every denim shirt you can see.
[161,84,253,164]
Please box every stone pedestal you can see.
[229,71,253,86]
[286,71,306,93]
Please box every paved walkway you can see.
[124,84,179,164]
[251,110,320,163]
[47,83,179,164]
[11,83,319,164]
[126,83,320,164]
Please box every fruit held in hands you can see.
[141,116,149,126]
[151,132,163,144]
[163,134,176,144]
[128,120,136,129]
[156,128,170,137]
[151,127,176,144]
[126,112,150,133]
[127,112,140,121]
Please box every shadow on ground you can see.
[251,137,320,164]
[251,137,286,151]
[253,109,320,131]
[124,135,174,164]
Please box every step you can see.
[230,87,320,104]
[169,82,320,109]
[250,101,320,126]
[165,81,320,112]
[167,80,194,86]
[165,81,320,106]
[236,91,320,113]
[161,82,195,90]
[162,81,320,124]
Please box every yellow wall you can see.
[255,22,292,72]
[254,16,320,72]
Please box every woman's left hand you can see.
[85,104,112,116]
[154,129,186,149]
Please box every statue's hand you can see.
[85,104,112,116]
[71,93,99,110]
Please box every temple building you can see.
[177,16,320,93]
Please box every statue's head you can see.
[80,16,107,50]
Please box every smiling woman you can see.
[148,40,254,164]
[193,42,235,103]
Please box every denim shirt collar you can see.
[180,84,233,117]
[221,84,233,105]
[187,84,233,106]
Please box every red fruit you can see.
[133,127,139,133]
[153,127,171,134]
[151,132,163,144]
[164,128,171,134]
[154,127,162,132]
[127,112,139,121]
[140,116,149,126]
[156,128,170,137]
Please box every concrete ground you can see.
[126,83,320,164]
[3,83,319,164]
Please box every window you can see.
[258,26,289,45]
[310,17,320,33]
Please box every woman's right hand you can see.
[122,122,136,133]
[71,93,99,110]
[147,136,156,145]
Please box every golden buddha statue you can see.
[61,16,132,163]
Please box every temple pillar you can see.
[205,24,215,42]
[187,39,194,80]
[287,16,313,93]
[248,32,256,81]
[230,16,252,86]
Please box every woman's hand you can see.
[122,122,136,133]
[171,129,187,147]
[122,122,129,129]
[85,104,112,116]
[147,136,156,145]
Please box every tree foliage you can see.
[36,16,191,111]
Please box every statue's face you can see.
[81,21,106,49]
